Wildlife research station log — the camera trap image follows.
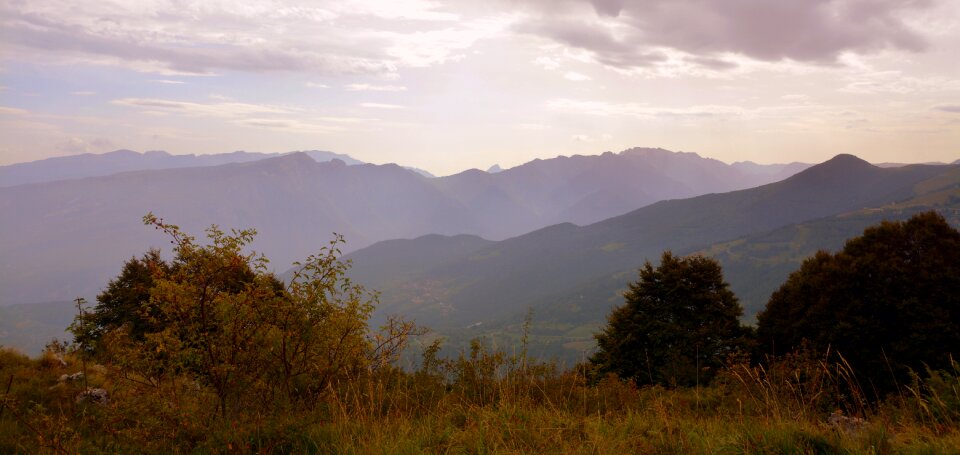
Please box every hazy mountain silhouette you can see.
[730,160,811,182]
[0,154,468,305]
[345,156,958,331]
[430,147,813,237]
[0,149,363,187]
[0,147,811,306]
[1,155,956,356]
[874,161,953,168]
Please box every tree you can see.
[72,213,422,417]
[591,252,748,387]
[71,249,171,355]
[757,211,960,394]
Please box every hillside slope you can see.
[1,148,809,306]
[347,156,958,331]
[0,149,362,187]
[3,159,956,356]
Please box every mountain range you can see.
[3,147,955,358]
[0,147,809,306]
[343,156,960,359]
[0,149,364,187]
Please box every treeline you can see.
[0,212,958,453]
[592,211,960,396]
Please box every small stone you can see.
[75,388,109,405]
[827,410,867,435]
[58,372,85,382]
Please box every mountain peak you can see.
[620,147,700,159]
[783,153,876,187]
[823,153,871,168]
[103,149,139,156]
[258,151,317,169]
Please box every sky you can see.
[1,0,958,176]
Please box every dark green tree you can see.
[72,245,274,357]
[71,213,421,418]
[757,211,960,394]
[72,249,171,354]
[591,252,748,387]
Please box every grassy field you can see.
[2,342,959,454]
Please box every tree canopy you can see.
[71,213,421,417]
[72,249,170,353]
[591,252,748,387]
[756,211,960,394]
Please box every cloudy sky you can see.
[1,0,958,175]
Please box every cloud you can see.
[686,56,738,71]
[0,0,500,76]
[841,71,960,94]
[359,102,405,109]
[149,79,185,85]
[547,98,746,119]
[239,118,344,133]
[110,96,368,133]
[533,56,561,70]
[336,0,459,21]
[0,106,30,116]
[563,71,591,81]
[54,137,116,155]
[380,15,515,68]
[345,84,408,92]
[517,123,550,130]
[569,133,611,141]
[513,0,935,70]
[518,18,667,69]
[71,91,96,96]
[6,0,928,79]
[935,105,960,113]
[305,82,329,88]
[112,98,297,118]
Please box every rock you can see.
[75,388,109,405]
[827,410,867,435]
[58,372,84,382]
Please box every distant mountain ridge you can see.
[0,147,814,306]
[344,156,959,333]
[0,149,363,187]
[2,154,957,357]
[430,147,814,234]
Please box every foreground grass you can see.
[301,402,960,454]
[3,345,960,454]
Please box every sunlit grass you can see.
[2,344,959,453]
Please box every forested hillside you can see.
[0,148,806,307]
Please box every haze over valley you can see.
[1,147,957,358]
[2,1,960,451]
[0,147,809,307]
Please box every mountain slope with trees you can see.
[757,211,960,394]
[1,147,808,306]
[591,252,749,387]
[348,156,955,327]
[0,149,363,187]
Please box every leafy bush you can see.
[591,252,750,387]
[758,211,960,395]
